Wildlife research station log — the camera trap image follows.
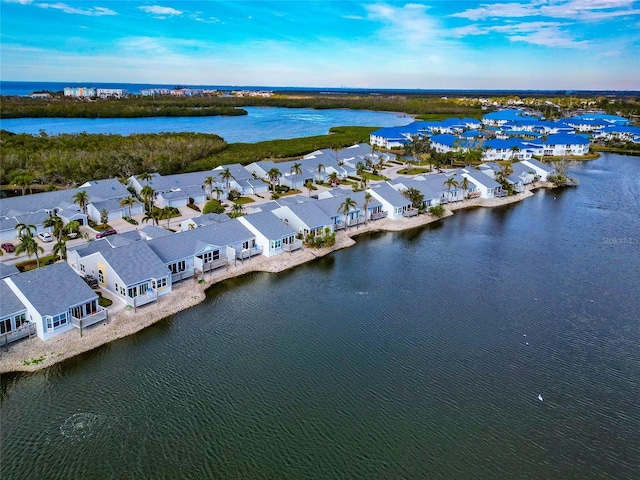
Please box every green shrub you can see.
[202,199,225,214]
[429,205,446,217]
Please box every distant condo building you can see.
[63,87,96,98]
[63,87,126,98]
[140,88,171,96]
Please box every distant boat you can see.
[538,394,544,402]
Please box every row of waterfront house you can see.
[0,139,557,345]
[5,107,631,345]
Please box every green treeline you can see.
[0,126,375,187]
[0,96,247,118]
[1,94,481,119]
[0,130,227,185]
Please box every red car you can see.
[96,228,117,239]
[1,243,15,253]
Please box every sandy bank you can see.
[0,183,552,374]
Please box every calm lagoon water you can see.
[1,153,639,479]
[0,107,412,143]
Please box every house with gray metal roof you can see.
[461,169,504,198]
[71,241,171,309]
[0,262,20,279]
[367,183,412,219]
[0,280,33,344]
[87,197,144,223]
[4,262,107,340]
[272,202,334,239]
[238,211,302,256]
[146,219,258,282]
[180,213,231,232]
[521,158,556,181]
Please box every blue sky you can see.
[1,1,639,89]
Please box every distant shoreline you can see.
[0,183,552,375]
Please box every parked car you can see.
[96,228,117,239]
[37,232,54,242]
[1,243,15,253]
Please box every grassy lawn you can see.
[234,197,255,205]
[362,172,387,181]
[16,254,58,272]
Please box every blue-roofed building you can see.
[430,134,480,153]
[594,124,640,143]
[543,133,590,156]
[482,109,539,127]
[483,138,533,161]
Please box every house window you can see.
[98,270,104,284]
[242,240,255,250]
[271,240,282,249]
[201,250,220,263]
[0,318,12,335]
[80,264,85,272]
[47,313,68,331]
[15,313,27,329]
[169,260,186,274]
[153,278,168,289]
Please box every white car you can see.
[37,232,54,242]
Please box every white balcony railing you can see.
[71,307,108,329]
[128,290,158,308]
[0,323,36,345]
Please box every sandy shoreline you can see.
[0,183,551,375]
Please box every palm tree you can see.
[356,162,367,187]
[230,203,244,218]
[142,209,161,226]
[267,167,282,192]
[290,162,302,189]
[213,186,223,200]
[15,234,44,268]
[328,171,339,187]
[218,167,235,192]
[120,196,136,218]
[72,190,89,214]
[52,239,67,261]
[304,179,314,197]
[15,223,36,238]
[461,177,470,200]
[64,220,81,237]
[443,177,459,202]
[363,191,372,224]
[338,197,358,229]
[160,206,174,230]
[137,172,153,186]
[140,185,155,212]
[316,163,325,182]
[203,176,215,200]
[43,215,64,241]
[401,187,424,210]
[509,145,521,162]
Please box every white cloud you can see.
[138,5,182,17]
[36,2,116,15]
[365,3,448,48]
[343,14,364,20]
[452,0,640,21]
[4,0,34,4]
